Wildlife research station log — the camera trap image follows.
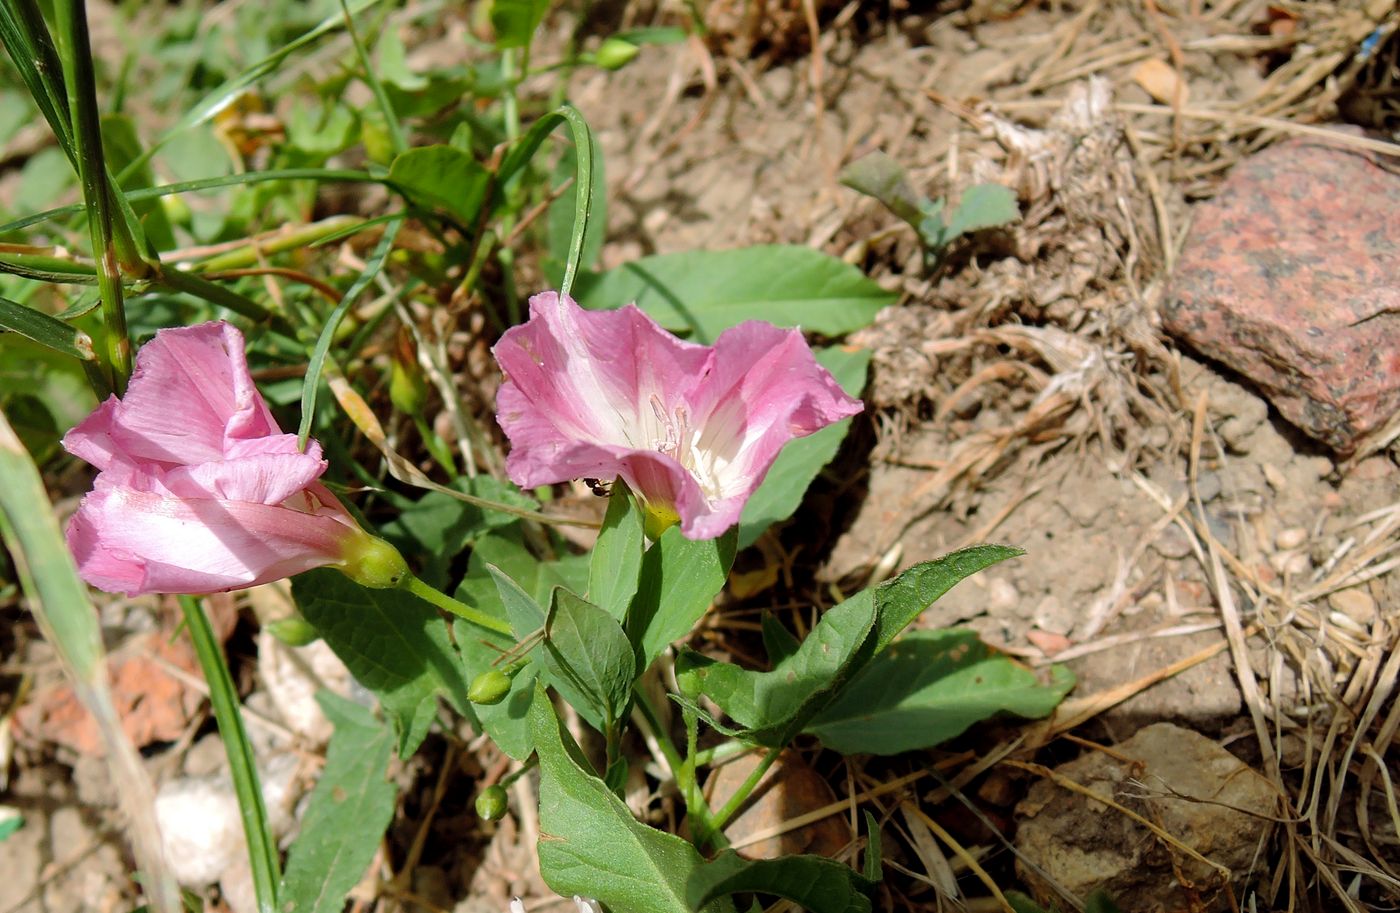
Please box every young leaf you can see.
[675,590,877,747]
[626,525,736,672]
[544,588,636,723]
[839,151,925,227]
[531,690,731,913]
[945,183,1019,242]
[588,480,645,621]
[805,629,1075,755]
[279,693,396,913]
[292,569,473,756]
[687,850,877,913]
[490,0,550,49]
[571,246,896,343]
[387,145,490,227]
[738,346,869,547]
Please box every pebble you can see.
[1329,588,1376,624]
[1275,526,1308,550]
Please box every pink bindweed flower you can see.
[63,321,400,597]
[492,292,863,540]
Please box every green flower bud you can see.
[594,37,640,71]
[266,616,319,647]
[360,109,395,166]
[337,533,409,589]
[475,785,508,821]
[389,329,429,416]
[468,669,513,706]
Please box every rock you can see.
[1164,135,1400,456]
[1015,722,1276,912]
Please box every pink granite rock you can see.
[1163,135,1400,456]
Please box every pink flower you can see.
[492,292,863,540]
[63,321,375,596]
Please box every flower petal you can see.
[105,321,281,465]
[65,485,357,597]
[62,395,122,471]
[493,292,711,486]
[162,447,328,505]
[687,323,863,501]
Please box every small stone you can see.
[1152,525,1194,560]
[1262,463,1287,491]
[1275,526,1308,550]
[1026,628,1072,656]
[1164,135,1400,455]
[1329,588,1376,624]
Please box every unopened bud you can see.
[469,669,513,706]
[267,616,319,646]
[389,328,429,416]
[475,785,508,821]
[338,533,409,589]
[594,37,640,70]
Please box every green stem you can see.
[692,739,751,768]
[54,0,133,390]
[707,746,781,846]
[179,596,280,913]
[402,573,512,636]
[632,686,716,842]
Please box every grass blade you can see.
[497,105,596,298]
[0,295,96,360]
[0,168,382,236]
[297,217,402,448]
[0,0,76,163]
[0,407,180,913]
[179,597,280,913]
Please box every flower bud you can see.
[389,328,429,416]
[267,616,320,647]
[469,669,513,706]
[594,37,640,71]
[337,533,409,589]
[475,785,509,821]
[360,109,395,166]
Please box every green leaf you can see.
[486,565,606,730]
[759,612,800,666]
[839,151,925,227]
[738,346,869,547]
[867,545,1023,653]
[546,124,606,280]
[292,569,472,756]
[687,850,876,913]
[531,691,731,913]
[279,693,395,913]
[945,183,1019,241]
[101,113,175,251]
[387,145,490,227]
[490,0,550,49]
[626,525,736,672]
[676,588,877,746]
[572,246,896,343]
[0,297,94,361]
[545,588,635,722]
[805,629,1074,754]
[0,807,23,842]
[588,481,645,622]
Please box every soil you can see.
[4,2,1399,912]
